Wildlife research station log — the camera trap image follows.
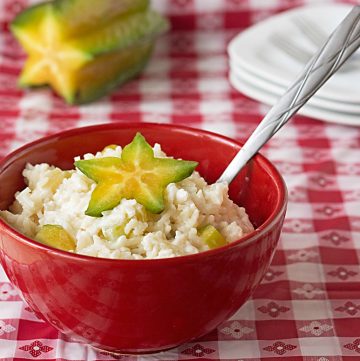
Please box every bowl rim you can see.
[0,122,287,266]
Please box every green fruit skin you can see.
[69,10,169,57]
[11,2,49,31]
[72,42,154,105]
[52,0,150,37]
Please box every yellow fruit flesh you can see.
[35,225,76,251]
[102,145,119,153]
[198,225,227,249]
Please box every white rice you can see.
[0,144,254,259]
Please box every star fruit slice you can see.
[35,225,76,251]
[75,133,198,217]
[198,225,227,249]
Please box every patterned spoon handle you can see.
[218,6,360,184]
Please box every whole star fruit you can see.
[35,225,76,251]
[198,225,227,249]
[74,133,198,217]
[11,0,169,104]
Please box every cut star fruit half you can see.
[11,0,169,104]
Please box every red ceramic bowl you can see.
[0,123,287,354]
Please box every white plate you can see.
[229,70,360,126]
[230,59,360,114]
[228,4,360,104]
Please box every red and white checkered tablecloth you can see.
[1,0,360,360]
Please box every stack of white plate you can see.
[228,4,360,126]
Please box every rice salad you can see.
[0,144,254,259]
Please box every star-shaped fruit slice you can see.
[75,133,198,217]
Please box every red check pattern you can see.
[1,0,360,360]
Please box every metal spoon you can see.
[218,6,360,184]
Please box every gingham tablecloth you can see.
[1,0,360,360]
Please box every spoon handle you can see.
[218,6,360,184]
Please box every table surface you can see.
[1,0,360,360]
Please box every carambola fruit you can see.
[11,0,169,104]
[198,225,227,249]
[75,133,198,217]
[35,224,76,251]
